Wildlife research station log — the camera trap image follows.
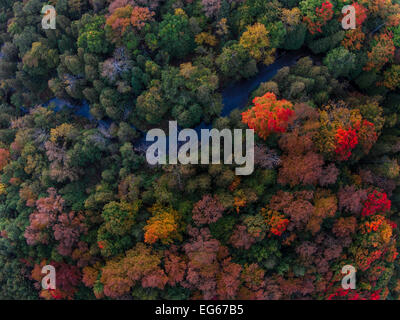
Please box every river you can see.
[42,50,303,153]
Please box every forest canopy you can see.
[1,0,400,300]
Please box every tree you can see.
[192,195,225,226]
[22,42,59,76]
[323,47,356,78]
[0,256,36,299]
[301,0,334,34]
[108,0,135,14]
[364,33,395,72]
[101,201,140,236]
[269,191,314,232]
[0,148,10,171]
[101,47,132,84]
[158,12,195,60]
[106,5,133,36]
[99,87,123,119]
[45,132,83,183]
[239,23,275,65]
[306,190,337,234]
[230,224,256,249]
[253,145,281,169]
[77,15,111,54]
[183,227,222,299]
[332,217,357,238]
[136,85,168,124]
[278,151,324,186]
[216,43,257,81]
[277,122,325,187]
[216,258,242,299]
[338,185,368,215]
[144,205,181,245]
[201,0,221,18]
[282,23,307,50]
[319,163,339,186]
[130,6,154,29]
[361,190,391,216]
[241,92,294,140]
[238,263,266,299]
[100,243,168,298]
[24,188,64,246]
[53,211,87,257]
[315,107,379,161]
[195,32,218,47]
[243,214,267,240]
[82,264,100,289]
[382,64,400,90]
[164,249,187,286]
[334,127,358,160]
[282,8,301,26]
[353,2,368,26]
[261,208,290,236]
[342,27,365,51]
[106,5,154,38]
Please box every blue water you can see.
[137,51,302,150]
[44,98,93,120]
[35,51,302,151]
[220,51,301,117]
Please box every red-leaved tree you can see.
[242,92,294,140]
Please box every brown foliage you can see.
[192,194,225,226]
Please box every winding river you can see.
[2,21,385,152]
[41,50,304,151]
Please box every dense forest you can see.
[1,0,400,300]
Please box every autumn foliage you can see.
[100,243,168,298]
[192,195,225,225]
[364,33,395,72]
[144,205,181,244]
[0,148,10,171]
[353,2,368,26]
[262,209,289,236]
[334,127,358,160]
[106,5,155,37]
[31,261,81,300]
[2,0,400,302]
[342,27,365,51]
[242,92,294,140]
[361,190,391,216]
[303,1,334,34]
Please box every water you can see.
[220,51,301,117]
[43,98,112,129]
[31,51,303,152]
[136,50,302,153]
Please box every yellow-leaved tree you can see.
[144,205,182,245]
[239,23,275,65]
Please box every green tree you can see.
[216,43,258,81]
[157,13,195,60]
[323,47,356,78]
[77,15,111,54]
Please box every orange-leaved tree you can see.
[0,148,10,171]
[144,205,182,245]
[364,33,395,72]
[106,5,154,37]
[241,92,294,140]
